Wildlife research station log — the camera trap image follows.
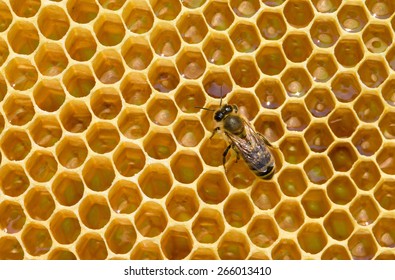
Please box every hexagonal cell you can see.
[50,210,81,245]
[35,43,68,77]
[176,47,206,80]
[350,195,379,226]
[0,72,6,102]
[82,156,115,192]
[204,1,234,31]
[375,251,395,260]
[297,223,327,254]
[256,11,286,40]
[118,107,150,139]
[120,72,152,105]
[373,217,395,248]
[192,208,224,243]
[274,200,304,232]
[166,186,199,222]
[283,33,312,63]
[130,240,163,260]
[226,91,259,121]
[92,49,125,84]
[310,17,340,48]
[177,12,208,44]
[251,180,281,210]
[321,245,351,260]
[203,32,233,65]
[148,60,180,93]
[3,93,34,126]
[229,22,260,53]
[1,128,31,161]
[90,87,122,120]
[284,0,314,28]
[379,112,395,140]
[278,167,308,197]
[0,1,12,33]
[376,144,395,175]
[199,103,218,132]
[108,180,141,214]
[151,0,181,20]
[225,158,256,189]
[281,102,310,132]
[86,122,120,154]
[171,151,203,184]
[230,0,260,17]
[366,0,394,18]
[76,233,108,260]
[305,88,335,118]
[173,117,204,147]
[328,108,358,138]
[247,215,278,248]
[301,188,330,218]
[382,77,395,106]
[144,130,176,160]
[198,137,227,167]
[0,236,24,260]
[60,100,92,133]
[218,231,249,260]
[328,142,358,172]
[161,226,193,260]
[281,67,312,98]
[0,200,26,234]
[135,202,167,237]
[79,195,111,229]
[121,37,152,71]
[202,68,233,99]
[327,176,357,205]
[197,171,229,204]
[93,13,125,46]
[230,56,259,87]
[7,21,39,55]
[0,36,8,66]
[354,93,384,124]
[52,171,84,206]
[98,0,126,10]
[256,45,286,76]
[33,79,65,113]
[105,218,137,254]
[223,193,253,228]
[56,136,87,169]
[334,38,364,68]
[254,113,285,142]
[175,83,206,113]
[255,79,286,109]
[190,248,218,260]
[358,58,389,88]
[386,46,395,72]
[37,5,69,40]
[150,23,181,57]
[271,239,301,260]
[65,27,97,61]
[303,155,333,184]
[375,179,395,210]
[63,64,95,98]
[138,163,172,199]
[324,210,354,241]
[67,0,99,23]
[113,143,146,177]
[337,3,368,32]
[22,223,52,256]
[363,23,392,53]
[26,151,58,183]
[122,1,154,34]
[331,72,361,103]
[348,230,377,260]
[351,160,380,191]
[5,58,38,91]
[311,0,341,12]
[29,115,62,148]
[307,53,337,83]
[0,163,29,197]
[352,127,382,156]
[48,249,77,260]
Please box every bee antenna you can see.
[219,86,223,107]
[194,106,215,112]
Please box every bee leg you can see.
[210,127,221,139]
[222,144,232,172]
[258,133,273,147]
[234,147,240,163]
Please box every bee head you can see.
[214,105,233,122]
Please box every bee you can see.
[198,101,275,180]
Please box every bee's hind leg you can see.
[210,127,220,139]
[222,144,232,172]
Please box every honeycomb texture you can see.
[0,0,395,260]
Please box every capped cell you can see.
[192,208,224,243]
[173,116,204,147]
[352,126,382,156]
[0,236,24,260]
[202,68,233,99]
[52,171,84,206]
[204,1,234,31]
[33,80,65,113]
[93,13,125,46]
[271,239,301,260]
[358,58,388,88]
[120,72,152,105]
[176,47,206,80]
[337,3,368,32]
[324,210,354,241]
[328,142,358,172]
[327,176,357,205]
[278,167,308,197]
[351,160,381,191]
[283,33,312,63]
[1,128,31,161]
[38,5,70,40]
[150,23,181,57]
[130,240,163,260]
[310,17,340,48]
[148,60,180,93]
[281,67,312,98]
[224,193,253,227]
[0,163,29,197]
[218,231,249,260]
[251,180,281,210]
[26,151,58,183]
[76,233,108,260]
[284,0,314,28]
[256,45,286,76]
[143,129,176,160]
[255,79,286,109]
[307,53,338,83]
[354,93,384,123]
[122,37,153,70]
[92,49,125,84]
[171,151,203,184]
[79,195,111,229]
[65,27,97,61]
[90,87,122,120]
[83,156,115,192]
[59,100,92,133]
[105,218,137,254]
[5,58,38,91]
[281,102,311,132]
[63,64,96,98]
[177,12,208,44]
[301,188,331,218]
[135,202,167,237]
[297,223,327,254]
[274,200,304,232]
[56,136,87,169]
[321,245,351,260]
[161,226,193,260]
[303,155,333,184]
[7,21,39,55]
[175,83,206,113]
[113,143,146,177]
[328,108,358,138]
[203,32,233,65]
[118,107,150,139]
[147,96,178,125]
[256,11,286,40]
[350,195,379,226]
[108,180,142,214]
[0,200,26,234]
[254,113,285,142]
[166,186,199,222]
[376,144,395,175]
[138,163,172,199]
[67,0,99,23]
[122,0,154,34]
[334,38,364,68]
[197,171,229,204]
[50,210,81,245]
[247,215,278,248]
[22,223,52,256]
[348,230,377,260]
[229,22,260,53]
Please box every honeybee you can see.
[198,102,275,180]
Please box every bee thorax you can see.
[223,115,244,135]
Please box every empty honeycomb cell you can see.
[331,72,362,103]
[218,231,249,260]
[76,233,108,260]
[83,156,115,192]
[352,127,382,156]
[284,0,314,28]
[166,186,199,222]
[203,32,233,65]
[199,137,228,167]
[37,5,69,40]
[224,158,256,189]
[310,17,340,48]
[65,27,97,62]
[181,0,206,9]
[0,37,9,67]
[375,251,395,260]
[87,122,120,154]
[35,43,69,77]
[176,47,206,80]
[334,38,364,68]
[48,248,77,260]
[79,195,111,229]
[366,0,394,19]
[190,248,218,260]
[60,100,92,133]
[26,151,58,183]
[150,23,181,57]
[175,83,206,113]
[0,114,3,135]
[223,193,253,227]
[1,128,31,161]
[121,37,153,71]
[321,245,351,260]
[200,103,218,132]
[0,200,26,233]
[230,0,260,17]
[3,93,35,126]
[152,0,181,20]
[271,239,301,260]
[130,240,163,260]
[138,163,172,199]
[148,60,180,93]
[278,167,308,197]
[173,117,204,147]
[109,180,141,214]
[324,210,354,241]
[301,189,330,218]
[348,230,377,260]
[374,179,395,210]
[63,64,96,98]
[0,163,29,197]
[351,160,380,191]
[254,113,285,142]
[354,94,384,123]
[7,21,39,55]
[122,1,154,34]
[5,58,38,91]
[99,0,126,10]
[337,3,368,32]
[247,215,278,248]
[67,0,99,23]
[93,49,125,84]
[203,68,233,99]
[229,22,260,53]
[118,107,150,139]
[255,79,286,109]
[230,56,260,87]
[274,200,304,232]
[9,0,40,17]
[312,0,341,12]
[161,226,193,260]
[256,11,286,40]
[255,45,286,76]
[281,102,310,132]
[305,88,335,118]
[282,33,312,63]
[379,111,395,139]
[382,78,395,105]
[89,91,121,122]
[21,224,52,256]
[297,223,327,254]
[373,217,395,247]
[358,58,389,88]
[204,1,234,31]
[363,23,392,53]
[113,143,146,177]
[376,144,395,175]
[328,142,358,172]
[227,90,259,121]
[251,180,281,210]
[135,202,168,237]
[52,172,84,207]
[262,0,285,6]
[192,208,224,243]
[121,73,152,105]
[143,130,176,160]
[171,151,203,184]
[307,53,337,83]
[249,252,270,260]
[327,176,357,205]
[197,171,229,204]
[0,73,6,102]
[56,136,87,169]
[50,210,81,245]
[281,68,312,98]
[0,1,12,32]
[33,80,65,113]
[177,12,208,44]
[303,155,333,184]
[385,47,395,72]
[105,218,137,254]
[0,236,24,260]
[94,13,125,46]
[328,108,358,138]
[350,195,379,226]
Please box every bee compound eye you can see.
[224,105,232,113]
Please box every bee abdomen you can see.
[248,162,275,180]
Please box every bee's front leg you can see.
[210,127,221,139]
[222,144,232,172]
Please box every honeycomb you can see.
[0,0,395,260]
